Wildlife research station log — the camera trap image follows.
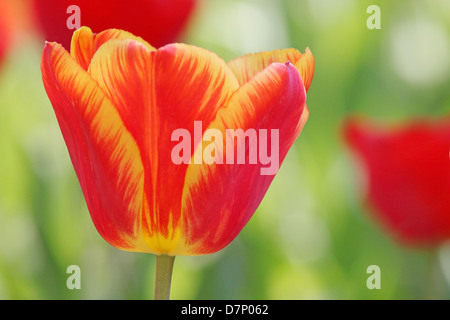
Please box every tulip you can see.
[344,118,450,246]
[41,26,314,298]
[0,0,13,66]
[32,0,197,50]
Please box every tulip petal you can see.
[179,62,307,255]
[227,48,314,92]
[70,26,155,71]
[41,42,152,253]
[295,48,315,92]
[88,40,240,253]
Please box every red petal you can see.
[41,42,151,252]
[87,40,240,253]
[180,62,307,255]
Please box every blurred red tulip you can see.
[344,118,450,246]
[41,27,314,256]
[0,0,13,66]
[32,0,197,50]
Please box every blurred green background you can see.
[1,0,450,299]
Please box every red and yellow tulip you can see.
[41,27,314,256]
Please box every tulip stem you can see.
[154,254,175,300]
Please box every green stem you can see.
[154,254,176,300]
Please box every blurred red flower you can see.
[32,0,197,50]
[0,0,14,66]
[344,118,450,246]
